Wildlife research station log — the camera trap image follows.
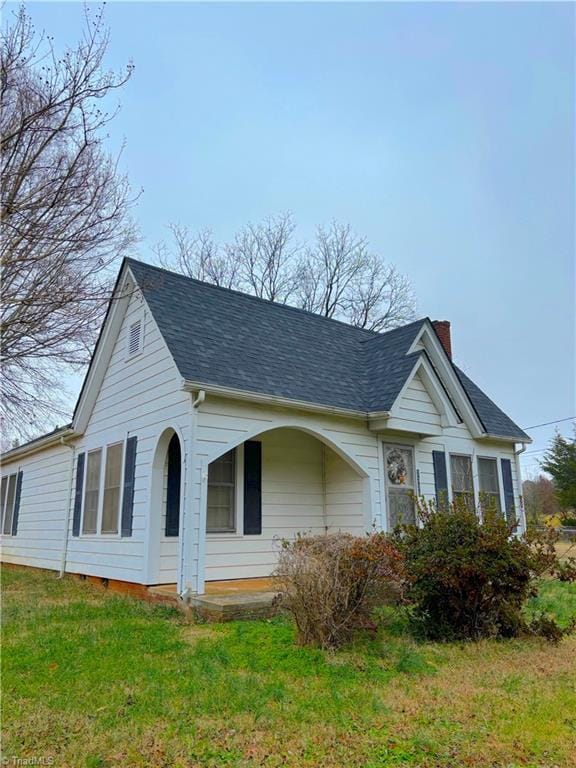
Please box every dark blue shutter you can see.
[244,441,262,535]
[121,436,138,537]
[72,453,85,537]
[11,470,23,536]
[432,451,449,509]
[501,459,515,523]
[165,434,181,536]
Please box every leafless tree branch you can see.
[1,5,138,441]
[157,215,416,330]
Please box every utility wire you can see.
[522,417,575,430]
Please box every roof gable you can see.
[123,259,528,442]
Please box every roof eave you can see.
[1,426,77,463]
[181,380,367,420]
[479,432,533,445]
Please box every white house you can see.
[0,259,531,598]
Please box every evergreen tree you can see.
[541,429,576,512]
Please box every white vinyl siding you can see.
[392,372,442,432]
[67,287,191,584]
[0,444,71,570]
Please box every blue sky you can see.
[15,1,575,472]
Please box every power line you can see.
[522,417,575,430]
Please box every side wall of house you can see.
[0,444,72,571]
[380,370,522,518]
[64,289,191,584]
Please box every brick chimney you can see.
[432,320,452,359]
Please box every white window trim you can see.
[383,442,417,529]
[206,444,245,538]
[1,471,18,537]
[449,452,477,512]
[477,455,504,516]
[80,441,125,539]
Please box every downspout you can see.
[321,444,328,533]
[514,442,528,534]
[59,436,76,578]
[192,390,206,409]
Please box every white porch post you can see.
[177,391,208,598]
[196,458,208,595]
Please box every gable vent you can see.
[128,319,142,357]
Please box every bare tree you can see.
[228,212,299,302]
[156,215,416,330]
[1,6,137,440]
[154,224,238,288]
[298,222,416,330]
[156,213,300,301]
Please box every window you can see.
[450,454,475,512]
[127,319,142,357]
[83,449,102,534]
[207,449,236,532]
[384,445,416,528]
[478,457,501,515]
[102,443,123,534]
[2,474,17,535]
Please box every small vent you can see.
[128,319,142,357]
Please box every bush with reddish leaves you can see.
[274,532,405,649]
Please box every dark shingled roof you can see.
[126,259,528,441]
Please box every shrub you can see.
[394,497,575,642]
[274,532,405,649]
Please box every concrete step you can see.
[190,590,279,622]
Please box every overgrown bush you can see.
[393,498,576,642]
[274,532,405,649]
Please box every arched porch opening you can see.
[146,426,184,584]
[202,426,372,584]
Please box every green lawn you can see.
[2,567,576,768]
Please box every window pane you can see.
[478,458,499,493]
[3,475,16,535]
[478,458,501,515]
[207,485,235,530]
[450,455,475,512]
[388,490,416,528]
[102,443,123,534]
[451,455,473,492]
[385,446,414,488]
[83,449,102,534]
[208,450,235,484]
[0,476,8,531]
[207,449,236,532]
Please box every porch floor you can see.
[147,578,280,622]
